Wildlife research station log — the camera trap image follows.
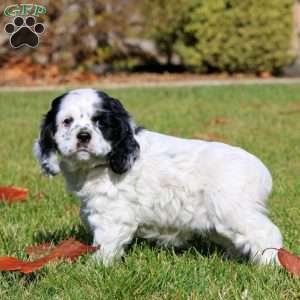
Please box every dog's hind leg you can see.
[213,212,283,265]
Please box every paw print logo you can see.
[4,16,45,48]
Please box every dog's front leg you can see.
[88,213,137,266]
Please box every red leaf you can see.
[278,248,300,277]
[25,243,53,259]
[0,238,98,274]
[0,257,26,271]
[0,186,28,203]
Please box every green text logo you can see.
[4,4,47,17]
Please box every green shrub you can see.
[174,0,295,73]
[138,0,190,64]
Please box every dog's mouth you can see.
[77,148,89,152]
[73,148,92,161]
[74,145,92,157]
[76,144,91,153]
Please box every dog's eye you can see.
[63,117,73,127]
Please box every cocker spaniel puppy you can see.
[34,88,282,266]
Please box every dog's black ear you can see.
[108,120,140,174]
[34,94,65,176]
[98,92,140,174]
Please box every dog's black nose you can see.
[77,131,91,143]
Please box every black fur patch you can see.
[134,126,144,135]
[95,91,140,174]
[39,93,66,159]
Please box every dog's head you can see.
[34,89,140,176]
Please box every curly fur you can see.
[34,88,283,266]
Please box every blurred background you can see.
[0,0,299,86]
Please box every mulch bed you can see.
[0,57,268,87]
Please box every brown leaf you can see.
[278,248,300,277]
[0,257,27,271]
[0,238,98,274]
[213,117,229,125]
[0,186,28,204]
[192,132,225,142]
[203,116,230,128]
[33,192,45,201]
[25,243,53,260]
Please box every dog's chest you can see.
[70,162,211,237]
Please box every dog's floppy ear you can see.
[108,118,140,174]
[98,92,140,174]
[34,94,65,176]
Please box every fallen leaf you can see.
[0,186,28,204]
[33,192,45,201]
[192,132,225,142]
[0,257,27,271]
[0,238,98,274]
[278,248,300,277]
[25,243,53,260]
[203,117,230,128]
[213,117,229,125]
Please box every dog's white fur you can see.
[34,88,283,266]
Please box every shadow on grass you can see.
[33,225,247,264]
[33,225,230,260]
[127,236,248,265]
[32,224,93,245]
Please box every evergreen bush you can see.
[173,0,295,73]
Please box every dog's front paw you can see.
[33,140,60,176]
[41,160,60,176]
[92,247,124,267]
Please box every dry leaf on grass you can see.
[192,132,225,142]
[25,243,54,260]
[263,247,300,277]
[213,117,229,125]
[33,192,45,201]
[277,248,300,277]
[0,186,28,204]
[202,116,230,128]
[0,238,98,274]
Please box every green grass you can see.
[0,84,300,299]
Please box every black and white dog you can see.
[34,88,282,266]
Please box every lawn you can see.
[0,84,300,299]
